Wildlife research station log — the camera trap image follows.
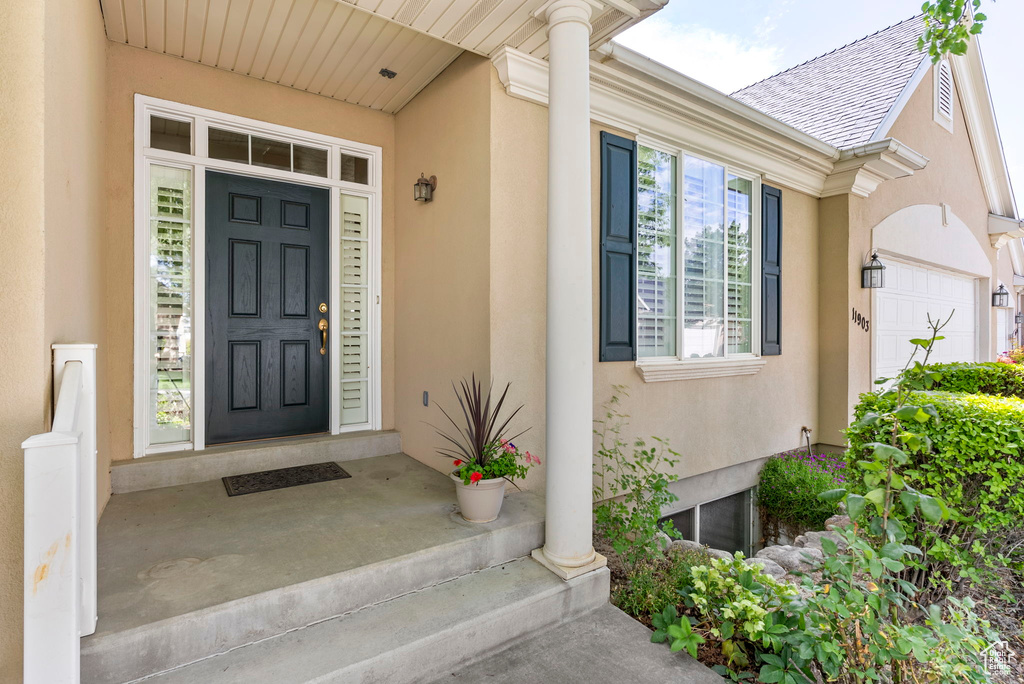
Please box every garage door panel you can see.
[874,260,977,380]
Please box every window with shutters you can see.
[933,59,954,131]
[636,144,764,379]
[148,165,193,445]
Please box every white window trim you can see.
[933,59,954,132]
[133,95,383,458]
[634,139,764,382]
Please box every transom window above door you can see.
[147,113,372,185]
[636,145,762,362]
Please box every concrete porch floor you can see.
[92,452,544,637]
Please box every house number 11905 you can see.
[852,308,869,332]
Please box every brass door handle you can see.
[318,318,328,355]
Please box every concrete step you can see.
[144,558,610,684]
[111,430,402,493]
[81,471,544,683]
[430,603,723,683]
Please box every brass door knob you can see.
[318,318,328,355]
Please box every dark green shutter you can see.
[599,132,638,362]
[761,184,782,356]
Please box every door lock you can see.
[319,302,328,314]
[318,318,328,355]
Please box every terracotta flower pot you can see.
[451,471,506,523]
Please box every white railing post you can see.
[23,364,83,684]
[22,343,98,684]
[53,344,98,636]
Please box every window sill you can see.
[635,356,767,382]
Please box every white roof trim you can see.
[493,45,840,196]
[869,55,931,142]
[951,39,1018,219]
[989,213,1024,249]
[821,139,929,198]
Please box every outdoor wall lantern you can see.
[1015,311,1023,326]
[861,251,886,289]
[414,174,437,202]
[993,284,1010,308]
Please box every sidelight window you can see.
[147,165,193,445]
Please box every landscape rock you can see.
[823,515,853,531]
[755,545,823,573]
[743,557,787,580]
[668,539,733,561]
[794,530,848,553]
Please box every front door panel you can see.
[206,171,330,444]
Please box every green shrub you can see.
[847,389,1024,594]
[925,361,1024,397]
[757,451,851,537]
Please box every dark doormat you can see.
[222,462,351,497]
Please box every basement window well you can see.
[659,489,754,557]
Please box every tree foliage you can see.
[919,0,987,61]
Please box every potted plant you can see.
[434,375,540,523]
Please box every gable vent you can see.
[937,60,953,121]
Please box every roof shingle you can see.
[731,15,927,149]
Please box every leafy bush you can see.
[757,451,850,538]
[925,361,1024,397]
[593,388,682,567]
[761,528,999,683]
[847,389,1024,594]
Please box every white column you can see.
[531,0,606,580]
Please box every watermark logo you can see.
[982,639,1018,675]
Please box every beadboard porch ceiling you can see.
[99,0,663,113]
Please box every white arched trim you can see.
[871,204,992,277]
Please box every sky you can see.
[615,0,1024,210]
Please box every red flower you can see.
[453,459,462,467]
[469,471,483,484]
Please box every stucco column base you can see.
[531,548,607,580]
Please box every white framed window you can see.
[134,95,383,457]
[636,143,765,381]
[933,59,954,131]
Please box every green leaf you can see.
[918,495,944,523]
[720,621,735,640]
[864,488,886,513]
[818,488,847,502]
[899,491,919,516]
[846,494,866,520]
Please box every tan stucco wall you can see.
[393,54,493,471]
[0,3,46,677]
[488,68,548,491]
[0,0,107,677]
[104,43,397,465]
[818,63,1007,441]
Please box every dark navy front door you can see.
[205,171,330,444]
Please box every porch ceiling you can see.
[99,0,663,113]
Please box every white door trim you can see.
[133,95,383,457]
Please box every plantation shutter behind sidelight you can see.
[761,184,782,356]
[599,132,638,362]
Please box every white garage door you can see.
[873,260,977,381]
